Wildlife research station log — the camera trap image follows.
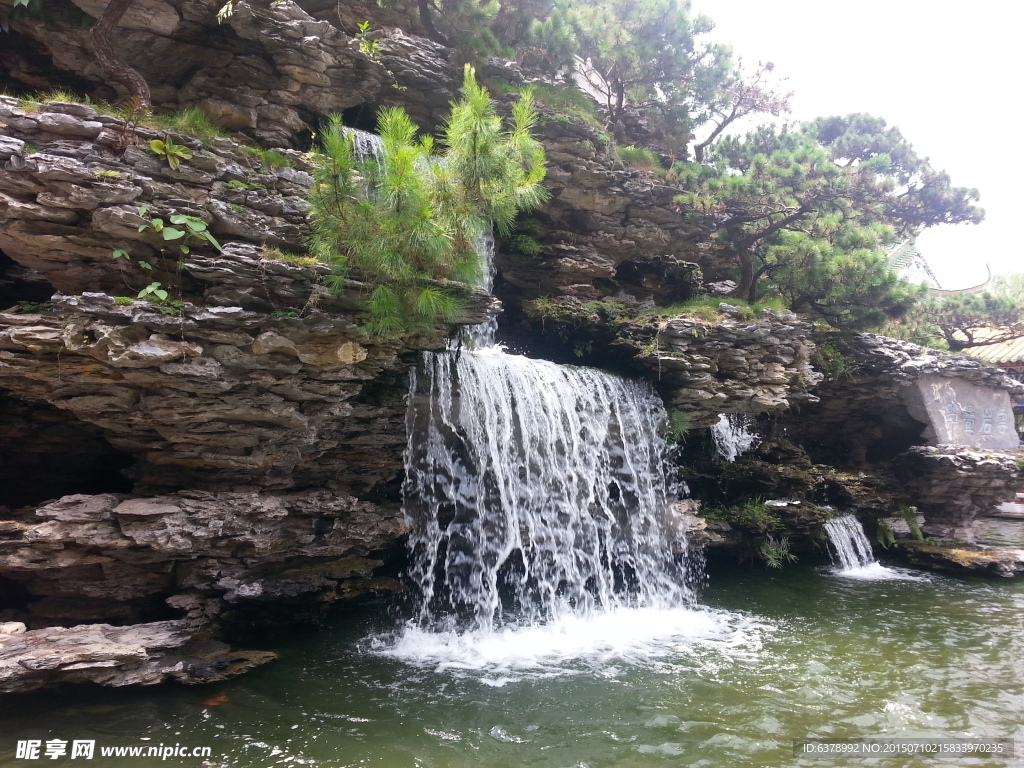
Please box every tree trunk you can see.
[417,0,451,46]
[90,0,151,107]
[733,245,754,301]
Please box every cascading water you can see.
[343,126,384,162]
[711,413,760,462]
[824,515,876,571]
[822,514,921,581]
[402,350,690,632]
[363,128,743,673]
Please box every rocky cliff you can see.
[2,0,1023,695]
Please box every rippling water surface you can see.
[3,564,1022,768]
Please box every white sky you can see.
[691,0,1022,289]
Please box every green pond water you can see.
[2,562,1022,768]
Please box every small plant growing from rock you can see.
[356,21,382,63]
[666,410,690,442]
[239,145,291,169]
[136,207,222,255]
[112,249,153,271]
[137,281,169,302]
[149,135,193,170]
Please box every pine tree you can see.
[564,0,728,131]
[309,65,548,337]
[673,115,983,328]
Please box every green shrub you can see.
[759,535,797,568]
[149,107,229,141]
[240,146,292,169]
[616,144,662,171]
[666,410,690,442]
[506,234,542,256]
[813,338,861,380]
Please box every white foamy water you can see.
[377,606,764,681]
[710,413,760,462]
[834,562,930,581]
[343,126,384,161]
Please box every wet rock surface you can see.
[0,489,406,631]
[513,300,821,427]
[0,620,276,694]
[890,447,1023,542]
[898,541,1024,578]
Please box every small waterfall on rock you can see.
[823,515,924,582]
[824,515,876,571]
[350,124,740,673]
[343,126,384,161]
[711,413,760,462]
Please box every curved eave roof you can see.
[962,335,1024,365]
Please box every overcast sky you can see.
[691,0,1021,289]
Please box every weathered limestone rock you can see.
[496,113,707,306]
[0,489,407,629]
[785,333,1024,466]
[0,296,415,494]
[517,299,821,427]
[0,620,276,694]
[890,447,1022,542]
[899,541,1024,578]
[900,373,1018,450]
[2,0,393,146]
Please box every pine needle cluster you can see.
[309,65,547,336]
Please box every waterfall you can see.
[344,127,384,161]
[403,350,690,632]
[711,413,760,462]
[824,515,876,571]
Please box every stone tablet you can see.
[900,374,1019,450]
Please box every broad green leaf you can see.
[202,232,223,252]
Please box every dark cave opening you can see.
[0,250,54,310]
[0,392,135,511]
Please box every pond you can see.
[3,561,1021,768]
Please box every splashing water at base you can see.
[378,606,763,681]
[835,561,930,581]
[711,413,760,462]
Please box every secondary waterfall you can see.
[403,349,690,631]
[711,413,760,462]
[343,126,384,161]
[823,514,924,582]
[824,514,877,570]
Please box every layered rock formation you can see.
[512,298,821,428]
[0,620,275,694]
[496,115,706,305]
[789,333,1024,466]
[681,334,1024,574]
[0,98,439,689]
